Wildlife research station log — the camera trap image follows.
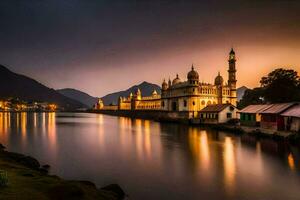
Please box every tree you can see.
[238,68,300,109]
[260,68,300,103]
[237,87,264,109]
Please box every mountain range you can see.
[57,84,248,107]
[0,65,84,109]
[237,86,248,101]
[0,64,248,109]
[101,81,161,105]
[57,88,98,108]
[57,81,161,107]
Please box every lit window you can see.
[227,113,232,119]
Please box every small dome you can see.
[152,90,158,95]
[215,72,224,85]
[172,74,181,85]
[187,65,199,80]
[162,79,168,90]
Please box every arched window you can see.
[192,101,195,106]
[184,100,187,107]
[201,100,205,105]
[162,101,165,107]
[207,101,212,105]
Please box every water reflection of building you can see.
[241,134,299,171]
[47,112,56,150]
[117,117,162,164]
[223,137,236,194]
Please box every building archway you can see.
[172,102,177,111]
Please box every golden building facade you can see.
[160,48,237,117]
[118,89,161,111]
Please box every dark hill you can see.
[101,81,161,105]
[0,65,84,109]
[57,88,98,108]
[237,86,249,101]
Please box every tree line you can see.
[238,68,300,109]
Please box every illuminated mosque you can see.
[96,49,237,118]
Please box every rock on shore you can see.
[0,144,125,200]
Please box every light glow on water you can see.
[0,112,299,200]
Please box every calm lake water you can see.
[0,112,300,199]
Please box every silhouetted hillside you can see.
[101,81,161,105]
[57,88,98,108]
[0,65,84,109]
[237,86,248,101]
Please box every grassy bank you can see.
[0,144,125,200]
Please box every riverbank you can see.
[0,144,125,200]
[90,110,300,144]
[210,124,300,144]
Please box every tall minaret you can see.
[228,48,237,106]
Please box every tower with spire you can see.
[228,48,237,106]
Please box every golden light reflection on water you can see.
[47,113,56,151]
[0,113,3,134]
[0,113,10,144]
[119,117,133,153]
[117,117,158,163]
[224,136,236,195]
[288,153,295,171]
[21,112,27,137]
[0,112,58,150]
[144,120,152,158]
[135,119,143,159]
[188,128,211,176]
[33,112,37,128]
[200,131,210,171]
[16,112,19,129]
[188,128,200,161]
[42,113,46,133]
[96,114,104,147]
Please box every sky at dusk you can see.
[0,0,300,97]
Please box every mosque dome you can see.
[214,72,224,86]
[172,74,181,85]
[187,65,199,80]
[162,79,168,90]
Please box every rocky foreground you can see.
[0,144,125,200]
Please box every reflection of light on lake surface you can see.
[96,114,104,147]
[188,128,211,180]
[135,119,143,159]
[144,120,152,158]
[21,112,27,141]
[47,113,56,151]
[0,113,299,200]
[200,131,210,171]
[224,136,236,195]
[33,112,37,128]
[288,153,295,171]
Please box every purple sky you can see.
[1,0,300,97]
